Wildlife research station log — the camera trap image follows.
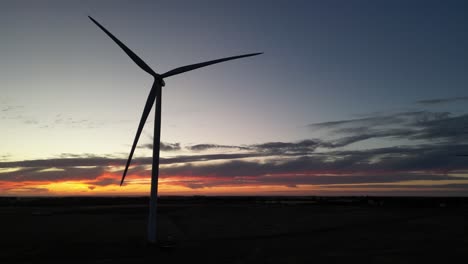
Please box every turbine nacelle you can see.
[155,75,166,87]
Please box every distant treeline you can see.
[0,196,467,208]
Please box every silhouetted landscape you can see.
[1,196,467,263]
[2,1,468,263]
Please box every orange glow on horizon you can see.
[2,171,468,196]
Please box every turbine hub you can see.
[156,76,166,87]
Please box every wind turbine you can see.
[88,16,262,243]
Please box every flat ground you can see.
[0,197,467,263]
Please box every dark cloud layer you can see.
[2,142,468,190]
[253,140,322,154]
[2,110,468,193]
[309,111,426,130]
[310,111,468,147]
[417,96,468,105]
[187,140,322,154]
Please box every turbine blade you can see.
[88,16,157,77]
[161,52,263,78]
[121,81,160,186]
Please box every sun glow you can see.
[2,167,468,196]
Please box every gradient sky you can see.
[1,0,468,196]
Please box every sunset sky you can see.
[2,0,468,196]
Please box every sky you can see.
[1,0,468,196]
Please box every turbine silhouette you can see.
[89,16,262,243]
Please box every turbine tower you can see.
[89,16,262,243]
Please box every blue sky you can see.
[1,0,468,196]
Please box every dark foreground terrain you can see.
[0,196,467,263]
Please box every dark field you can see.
[1,196,467,263]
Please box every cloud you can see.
[159,144,468,179]
[2,139,468,187]
[1,107,103,129]
[140,142,181,151]
[0,104,27,121]
[308,111,425,130]
[410,114,468,142]
[0,157,125,168]
[161,142,181,151]
[1,148,467,193]
[23,119,39,125]
[0,153,264,170]
[187,144,249,151]
[3,108,468,194]
[0,105,23,113]
[88,177,120,186]
[417,96,468,105]
[0,165,106,182]
[308,111,468,147]
[51,114,103,129]
[309,111,452,132]
[187,140,321,154]
[0,154,11,161]
[253,140,322,154]
[327,129,414,147]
